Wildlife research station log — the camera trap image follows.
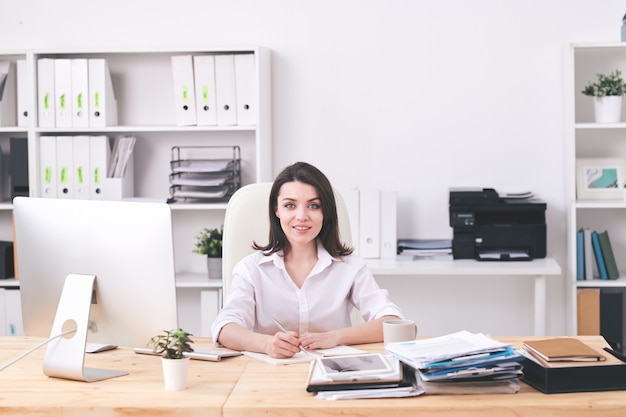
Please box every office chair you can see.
[221,182,353,302]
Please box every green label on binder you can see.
[77,93,83,110]
[182,85,189,103]
[60,167,68,184]
[94,167,100,184]
[60,93,66,110]
[44,93,50,110]
[77,167,84,183]
[94,91,101,109]
[44,166,52,183]
[202,86,209,103]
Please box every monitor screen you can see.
[13,197,179,349]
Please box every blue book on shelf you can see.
[576,229,584,281]
[591,231,608,280]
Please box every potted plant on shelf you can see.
[193,226,223,280]
[149,328,195,391]
[581,69,626,123]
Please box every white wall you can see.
[2,0,624,336]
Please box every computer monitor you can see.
[13,197,179,380]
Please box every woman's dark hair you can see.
[253,162,353,257]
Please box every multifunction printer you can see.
[449,188,547,261]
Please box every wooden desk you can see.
[1,336,625,416]
[223,336,626,417]
[0,337,246,417]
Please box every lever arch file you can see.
[88,59,117,127]
[215,54,237,126]
[171,55,197,126]
[54,59,73,128]
[193,55,218,125]
[37,58,56,128]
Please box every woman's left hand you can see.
[299,331,339,351]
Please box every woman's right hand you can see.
[267,331,302,358]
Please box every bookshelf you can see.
[0,47,272,336]
[567,42,626,338]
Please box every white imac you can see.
[13,197,179,381]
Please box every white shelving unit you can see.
[0,47,272,336]
[567,43,626,335]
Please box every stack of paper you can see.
[108,135,136,179]
[385,331,524,394]
[396,239,452,258]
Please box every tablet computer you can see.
[317,353,393,380]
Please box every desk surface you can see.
[0,336,625,417]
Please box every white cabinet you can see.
[0,47,272,336]
[567,43,626,335]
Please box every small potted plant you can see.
[193,226,223,279]
[149,328,194,391]
[581,69,626,123]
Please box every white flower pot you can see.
[161,357,190,391]
[594,96,622,123]
[207,257,223,280]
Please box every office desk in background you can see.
[367,257,561,336]
[0,336,625,416]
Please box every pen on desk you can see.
[603,347,626,363]
[272,318,311,355]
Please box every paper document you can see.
[385,330,512,368]
[243,345,366,365]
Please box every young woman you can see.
[211,162,404,358]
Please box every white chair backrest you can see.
[221,182,353,301]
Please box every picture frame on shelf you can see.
[576,158,626,200]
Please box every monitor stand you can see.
[42,274,128,382]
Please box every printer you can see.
[449,188,547,261]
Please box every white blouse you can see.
[211,243,403,341]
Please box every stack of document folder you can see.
[385,330,524,394]
[168,145,241,203]
[305,354,423,399]
[397,239,452,258]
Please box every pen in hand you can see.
[272,318,311,355]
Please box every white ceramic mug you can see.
[383,319,417,344]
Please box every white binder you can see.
[54,59,73,128]
[37,58,56,127]
[56,136,74,199]
[359,188,381,259]
[234,53,256,126]
[215,54,237,126]
[171,55,197,126]
[71,59,90,128]
[379,190,397,259]
[16,59,30,127]
[39,136,58,198]
[193,55,218,125]
[89,135,111,200]
[73,136,91,199]
[0,61,16,127]
[88,59,117,127]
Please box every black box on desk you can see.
[0,241,14,279]
[521,336,626,394]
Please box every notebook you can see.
[522,338,606,362]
